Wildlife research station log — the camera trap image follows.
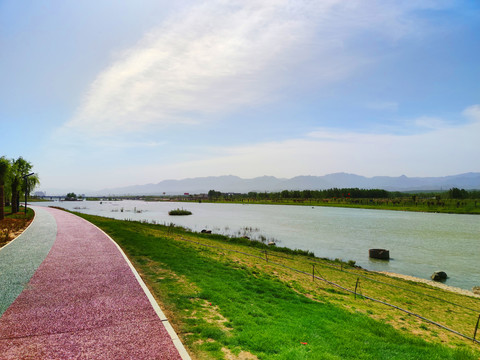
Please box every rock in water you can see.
[369,249,389,260]
[431,271,448,281]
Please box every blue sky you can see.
[1,0,479,193]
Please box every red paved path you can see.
[0,207,188,359]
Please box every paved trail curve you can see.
[0,206,189,359]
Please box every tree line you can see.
[0,156,39,220]
[208,187,480,201]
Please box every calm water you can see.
[36,200,480,291]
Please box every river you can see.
[36,200,480,291]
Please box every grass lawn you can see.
[78,213,480,359]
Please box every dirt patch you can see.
[0,217,32,248]
[196,299,231,332]
[222,347,258,360]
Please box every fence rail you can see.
[178,236,480,345]
[308,257,480,313]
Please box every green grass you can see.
[3,206,35,219]
[79,213,480,359]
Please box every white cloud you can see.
[42,104,479,190]
[462,104,480,121]
[62,0,446,137]
[136,104,480,179]
[413,116,448,129]
[65,1,311,136]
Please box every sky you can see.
[1,0,479,194]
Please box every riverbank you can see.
[379,271,480,298]
[191,198,480,215]
[85,193,480,215]
[77,213,480,359]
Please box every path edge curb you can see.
[78,216,192,360]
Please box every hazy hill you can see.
[92,172,480,196]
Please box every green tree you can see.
[0,157,11,221]
[448,187,467,199]
[302,190,312,199]
[208,190,222,200]
[65,192,77,201]
[9,157,39,213]
[247,191,258,200]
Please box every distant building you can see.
[34,191,46,197]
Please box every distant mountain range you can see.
[90,172,480,196]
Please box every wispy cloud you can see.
[43,104,479,189]
[136,104,480,179]
[413,116,448,129]
[463,104,480,121]
[62,0,446,137]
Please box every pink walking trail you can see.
[0,207,185,359]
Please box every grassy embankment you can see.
[78,213,480,359]
[0,206,34,247]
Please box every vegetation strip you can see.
[76,213,480,359]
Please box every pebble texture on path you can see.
[0,207,185,359]
[0,207,57,316]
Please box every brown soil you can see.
[223,347,258,360]
[0,216,33,248]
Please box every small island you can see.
[168,208,192,216]
[64,192,80,201]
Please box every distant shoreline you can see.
[178,198,480,215]
[43,197,480,215]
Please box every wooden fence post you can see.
[474,314,480,342]
[354,278,360,300]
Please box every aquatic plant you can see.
[168,208,192,216]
